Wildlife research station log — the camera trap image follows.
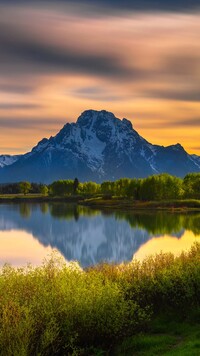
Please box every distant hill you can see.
[0,110,200,183]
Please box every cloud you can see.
[172,118,200,127]
[0,3,199,155]
[0,84,36,94]
[190,147,200,151]
[0,0,199,13]
[0,117,66,129]
[145,89,200,102]
[0,103,43,110]
[0,147,26,153]
[0,22,133,80]
[69,86,122,101]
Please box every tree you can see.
[19,181,31,195]
[183,173,200,199]
[82,182,100,195]
[73,178,79,195]
[101,181,115,195]
[115,178,130,197]
[126,179,141,199]
[50,180,74,196]
[40,185,49,196]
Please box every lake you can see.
[0,203,199,267]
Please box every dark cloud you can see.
[0,24,133,80]
[0,117,66,129]
[146,89,200,102]
[163,55,200,77]
[0,0,199,13]
[70,86,122,101]
[153,118,200,128]
[0,103,43,110]
[174,118,200,127]
[0,84,36,94]
[66,0,200,13]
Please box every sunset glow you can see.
[134,230,200,261]
[0,1,199,155]
[0,230,53,266]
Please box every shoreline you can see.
[0,194,200,211]
[80,197,200,211]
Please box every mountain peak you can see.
[122,118,133,130]
[168,143,185,152]
[77,109,116,128]
[0,109,199,183]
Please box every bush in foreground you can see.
[0,244,200,355]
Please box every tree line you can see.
[0,182,48,196]
[1,173,198,200]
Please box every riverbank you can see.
[0,194,83,203]
[0,243,199,355]
[0,194,200,211]
[81,197,200,211]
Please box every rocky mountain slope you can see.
[0,110,199,183]
[0,155,21,168]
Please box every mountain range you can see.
[0,109,200,183]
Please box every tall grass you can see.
[0,244,200,354]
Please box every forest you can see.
[1,173,199,201]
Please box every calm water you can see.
[0,203,199,267]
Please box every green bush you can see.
[0,254,149,355]
[0,244,200,354]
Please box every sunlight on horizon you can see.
[0,230,57,267]
[134,230,200,261]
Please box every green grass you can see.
[0,194,83,203]
[0,244,200,354]
[0,194,200,211]
[82,197,200,210]
[115,318,200,355]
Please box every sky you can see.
[0,0,200,155]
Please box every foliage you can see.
[0,172,200,200]
[99,174,198,201]
[73,177,79,194]
[49,180,74,196]
[40,185,48,196]
[115,321,200,355]
[183,173,200,199]
[19,181,32,195]
[0,244,200,354]
[78,181,100,195]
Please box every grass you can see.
[115,318,200,355]
[0,194,83,203]
[0,194,200,211]
[0,244,200,354]
[82,197,200,211]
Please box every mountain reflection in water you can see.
[0,203,199,267]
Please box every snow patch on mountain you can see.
[189,154,200,169]
[0,109,199,183]
[0,155,21,168]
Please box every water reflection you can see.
[0,203,199,267]
[134,231,199,260]
[0,230,52,267]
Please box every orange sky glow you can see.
[0,3,199,155]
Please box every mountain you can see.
[0,155,21,168]
[0,109,200,183]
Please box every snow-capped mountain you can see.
[0,109,200,183]
[0,155,21,168]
